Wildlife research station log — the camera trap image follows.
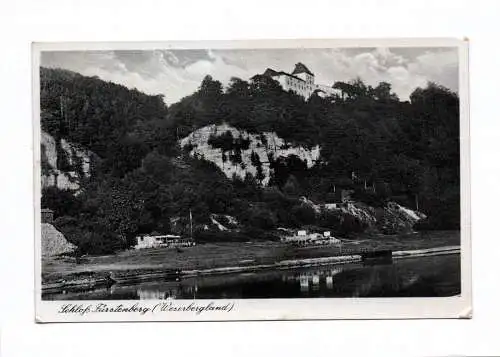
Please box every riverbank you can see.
[41,230,460,293]
[182,245,460,277]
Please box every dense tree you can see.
[371,82,399,102]
[245,205,277,230]
[291,204,317,226]
[40,67,172,179]
[41,187,82,219]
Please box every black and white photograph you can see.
[33,39,470,321]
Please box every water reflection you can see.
[121,282,200,300]
[326,276,333,289]
[286,267,345,294]
[43,254,461,300]
[138,289,169,300]
[299,275,309,292]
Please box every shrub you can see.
[414,195,460,231]
[291,204,317,226]
[246,206,277,230]
[352,189,387,207]
[54,215,125,256]
[334,214,366,237]
[318,210,342,229]
[41,187,82,218]
[414,212,460,231]
[208,130,234,151]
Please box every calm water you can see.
[43,254,461,300]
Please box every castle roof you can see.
[263,68,279,77]
[261,68,305,82]
[292,62,314,76]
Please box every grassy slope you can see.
[42,230,459,284]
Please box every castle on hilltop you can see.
[256,62,339,99]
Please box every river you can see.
[43,254,460,300]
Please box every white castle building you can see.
[257,62,340,99]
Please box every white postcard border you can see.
[33,38,471,322]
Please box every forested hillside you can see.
[168,74,460,229]
[40,67,460,255]
[40,67,175,177]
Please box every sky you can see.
[41,47,459,105]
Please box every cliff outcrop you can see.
[180,123,320,185]
[40,131,97,191]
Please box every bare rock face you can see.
[41,223,76,257]
[169,214,240,234]
[377,202,427,234]
[179,123,320,185]
[319,200,425,234]
[40,131,97,192]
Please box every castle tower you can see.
[292,62,315,85]
[257,62,332,99]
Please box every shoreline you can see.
[41,245,460,294]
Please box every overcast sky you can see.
[41,47,458,105]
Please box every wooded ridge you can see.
[40,67,460,255]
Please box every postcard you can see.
[33,38,470,322]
